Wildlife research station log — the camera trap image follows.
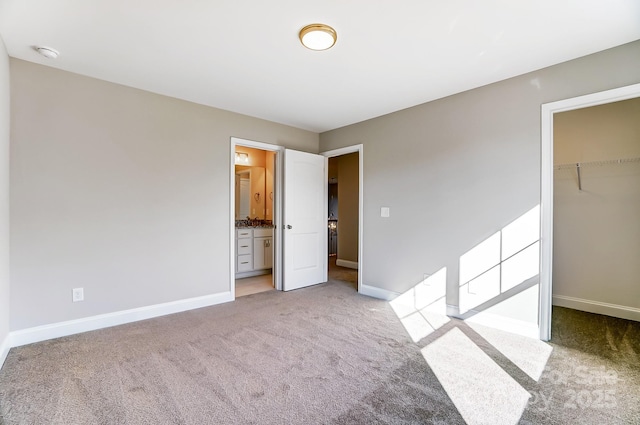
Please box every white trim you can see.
[321,145,363,158]
[0,334,10,369]
[553,295,640,323]
[465,311,540,339]
[539,82,640,342]
[230,139,237,299]
[230,137,284,294]
[323,153,329,284]
[360,284,399,301]
[446,304,460,317]
[274,148,284,291]
[539,103,554,342]
[9,291,233,348]
[335,259,358,269]
[321,144,364,294]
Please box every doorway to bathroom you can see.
[233,144,277,297]
[230,138,362,297]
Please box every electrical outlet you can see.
[72,287,84,302]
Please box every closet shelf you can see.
[554,156,640,170]
[554,156,640,191]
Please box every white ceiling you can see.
[1,1,639,133]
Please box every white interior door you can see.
[283,149,327,291]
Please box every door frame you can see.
[321,144,364,294]
[539,82,640,341]
[230,137,284,298]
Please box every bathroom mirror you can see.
[235,165,266,219]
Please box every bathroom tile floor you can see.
[235,273,274,297]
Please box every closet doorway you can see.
[322,145,364,293]
[540,82,640,340]
[552,98,640,318]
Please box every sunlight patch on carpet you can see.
[467,322,552,381]
[390,268,449,342]
[422,327,530,425]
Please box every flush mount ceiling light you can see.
[299,24,337,51]
[34,46,60,59]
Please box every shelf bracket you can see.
[576,163,582,191]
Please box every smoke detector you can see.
[34,46,60,59]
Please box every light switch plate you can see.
[72,287,84,302]
[381,207,390,218]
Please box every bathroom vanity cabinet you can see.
[236,228,273,278]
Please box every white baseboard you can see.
[0,333,10,369]
[336,259,358,269]
[360,284,399,301]
[446,304,460,317]
[553,295,640,322]
[9,291,234,348]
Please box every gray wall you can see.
[553,98,640,310]
[0,37,10,349]
[10,59,318,330]
[337,152,358,264]
[320,40,640,325]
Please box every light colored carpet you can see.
[328,256,357,290]
[0,281,461,424]
[0,281,639,424]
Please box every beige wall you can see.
[0,36,10,353]
[337,153,358,264]
[320,40,640,326]
[554,98,640,163]
[250,166,266,218]
[553,98,640,310]
[8,40,640,334]
[10,59,318,330]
